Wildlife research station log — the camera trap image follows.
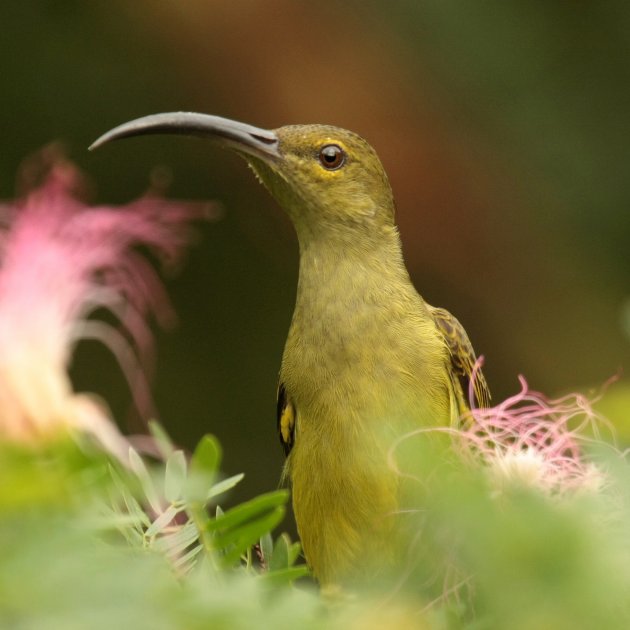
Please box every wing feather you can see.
[276,382,296,456]
[429,305,491,410]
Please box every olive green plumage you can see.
[254,125,490,584]
[90,113,490,587]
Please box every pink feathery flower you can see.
[458,361,614,496]
[0,148,214,457]
[389,360,614,497]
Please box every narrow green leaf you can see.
[107,462,130,496]
[145,504,179,538]
[128,447,162,514]
[117,524,145,547]
[287,541,302,567]
[148,420,176,458]
[153,521,199,556]
[164,450,187,503]
[127,446,149,477]
[108,464,151,528]
[172,544,203,572]
[207,473,245,500]
[259,532,273,567]
[206,490,289,533]
[85,512,148,531]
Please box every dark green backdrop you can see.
[1,1,629,506]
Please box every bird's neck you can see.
[284,225,434,407]
[293,226,417,325]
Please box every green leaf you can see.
[287,541,302,567]
[84,509,148,532]
[172,544,203,572]
[269,533,290,571]
[213,506,285,552]
[164,451,187,503]
[217,506,286,567]
[148,420,176,458]
[128,447,162,514]
[117,524,145,547]
[259,565,310,586]
[206,490,288,534]
[259,532,273,567]
[186,435,222,503]
[191,435,222,475]
[207,473,245,501]
[153,521,199,556]
[108,464,151,529]
[145,504,179,538]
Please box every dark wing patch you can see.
[429,306,491,409]
[277,382,296,456]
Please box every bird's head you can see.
[90,113,396,245]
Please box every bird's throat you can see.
[288,228,418,365]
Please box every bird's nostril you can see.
[251,133,277,146]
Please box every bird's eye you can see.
[318,144,345,170]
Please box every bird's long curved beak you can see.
[89,112,280,161]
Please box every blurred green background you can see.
[1,1,629,505]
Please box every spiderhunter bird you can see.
[91,112,490,586]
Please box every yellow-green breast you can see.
[278,228,456,584]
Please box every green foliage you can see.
[0,431,317,630]
[105,431,301,580]
[4,427,630,629]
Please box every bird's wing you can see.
[276,382,296,456]
[428,305,491,410]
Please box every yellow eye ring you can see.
[318,144,345,170]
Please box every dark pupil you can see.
[319,145,344,169]
[323,148,338,162]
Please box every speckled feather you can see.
[428,305,491,409]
